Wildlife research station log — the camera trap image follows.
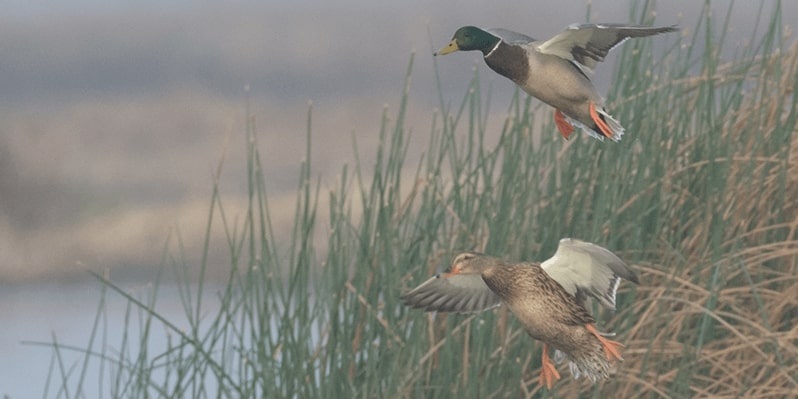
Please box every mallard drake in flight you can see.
[401,238,639,389]
[435,24,677,141]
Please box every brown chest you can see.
[482,264,595,339]
[484,42,530,85]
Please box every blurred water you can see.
[0,282,220,399]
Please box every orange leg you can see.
[537,344,561,389]
[585,324,624,361]
[553,109,575,139]
[588,103,614,139]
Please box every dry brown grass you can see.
[544,44,798,399]
[400,43,798,399]
[47,12,797,399]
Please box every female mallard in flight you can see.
[435,24,677,141]
[401,238,639,389]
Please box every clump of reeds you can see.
[36,2,797,398]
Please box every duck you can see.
[401,238,639,389]
[435,24,678,141]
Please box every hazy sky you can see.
[0,0,793,283]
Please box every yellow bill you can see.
[434,39,459,56]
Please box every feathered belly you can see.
[509,303,615,382]
[520,59,599,121]
[510,309,615,382]
[506,299,575,343]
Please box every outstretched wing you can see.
[541,238,639,310]
[537,23,678,73]
[401,273,501,313]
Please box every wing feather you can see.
[401,273,501,313]
[536,23,678,72]
[541,238,639,310]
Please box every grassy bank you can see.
[40,2,797,398]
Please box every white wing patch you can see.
[536,27,595,62]
[541,238,637,310]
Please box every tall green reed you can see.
[36,2,797,398]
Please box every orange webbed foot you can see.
[586,323,624,361]
[538,344,562,389]
[553,109,575,140]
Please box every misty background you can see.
[5,0,794,284]
[0,0,795,396]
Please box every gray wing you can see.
[537,23,678,72]
[486,28,536,45]
[401,273,502,313]
[541,238,639,310]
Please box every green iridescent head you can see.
[435,26,501,56]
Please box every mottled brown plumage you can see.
[481,261,615,383]
[402,239,638,388]
[483,262,595,330]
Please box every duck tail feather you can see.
[595,108,625,142]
